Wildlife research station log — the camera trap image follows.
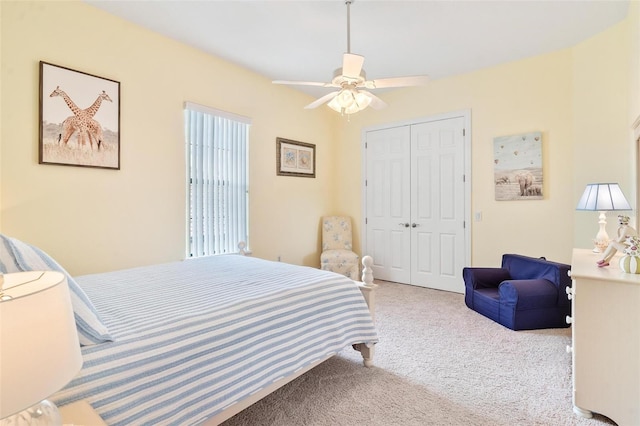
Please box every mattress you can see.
[51,255,378,425]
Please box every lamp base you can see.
[0,400,62,426]
[592,211,610,253]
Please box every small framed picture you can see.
[39,61,120,169]
[276,137,316,178]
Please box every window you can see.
[185,102,250,257]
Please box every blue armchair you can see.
[463,254,571,330]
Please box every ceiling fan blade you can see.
[304,91,340,109]
[364,75,430,89]
[273,80,337,87]
[342,53,364,79]
[361,91,388,110]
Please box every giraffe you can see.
[50,87,112,149]
[58,116,104,150]
[83,90,112,118]
[49,86,81,116]
[87,120,104,149]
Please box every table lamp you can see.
[0,271,83,426]
[576,183,632,253]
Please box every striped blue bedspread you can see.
[52,255,378,425]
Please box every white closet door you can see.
[410,117,466,292]
[365,125,412,283]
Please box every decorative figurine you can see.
[596,215,637,267]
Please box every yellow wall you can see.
[0,1,337,275]
[629,1,640,215]
[572,17,635,250]
[0,2,3,228]
[1,1,637,274]
[631,1,640,126]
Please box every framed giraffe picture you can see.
[39,61,120,169]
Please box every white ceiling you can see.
[86,0,629,98]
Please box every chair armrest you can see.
[498,279,558,308]
[463,267,511,290]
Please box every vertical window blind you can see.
[185,102,250,257]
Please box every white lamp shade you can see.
[576,183,631,211]
[0,271,82,419]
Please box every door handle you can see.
[412,223,420,228]
[398,223,410,228]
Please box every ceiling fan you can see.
[272,0,430,115]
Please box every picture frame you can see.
[276,137,316,178]
[493,131,543,201]
[39,61,120,169]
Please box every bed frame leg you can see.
[355,255,377,367]
[353,343,375,367]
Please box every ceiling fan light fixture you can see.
[327,88,371,115]
[354,90,372,108]
[339,89,356,107]
[327,93,348,113]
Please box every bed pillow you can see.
[0,234,113,346]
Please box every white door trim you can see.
[361,109,472,284]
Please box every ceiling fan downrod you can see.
[345,0,352,54]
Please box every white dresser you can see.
[568,249,640,426]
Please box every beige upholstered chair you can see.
[320,216,359,280]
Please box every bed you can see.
[0,234,378,425]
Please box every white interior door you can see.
[365,125,412,283]
[410,118,466,292]
[364,112,470,293]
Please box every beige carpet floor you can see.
[221,280,616,426]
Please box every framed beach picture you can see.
[276,137,316,178]
[39,61,120,169]
[493,131,543,201]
